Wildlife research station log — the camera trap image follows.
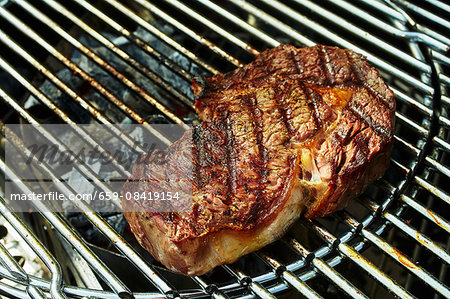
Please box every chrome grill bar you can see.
[0,138,174,295]
[288,238,369,299]
[309,221,415,299]
[129,0,245,66]
[0,0,448,298]
[230,0,434,93]
[94,0,221,75]
[341,211,450,297]
[393,0,450,28]
[324,0,448,52]
[10,0,187,126]
[0,196,65,299]
[43,0,194,109]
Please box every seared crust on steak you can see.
[122,44,395,276]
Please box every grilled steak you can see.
[121,45,395,276]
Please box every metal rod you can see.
[0,84,132,179]
[196,0,280,47]
[400,194,450,233]
[0,145,175,294]
[288,238,369,299]
[115,0,242,67]
[1,158,132,297]
[309,221,415,299]
[43,0,194,109]
[222,265,276,299]
[392,0,450,29]
[13,0,187,127]
[257,252,322,299]
[325,0,448,52]
[342,212,450,297]
[0,196,66,299]
[229,0,315,47]
[164,0,260,55]
[95,0,220,75]
[241,0,434,94]
[0,30,171,146]
[0,241,29,282]
[71,0,196,80]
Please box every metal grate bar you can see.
[394,135,450,179]
[164,0,261,56]
[120,0,242,67]
[424,0,450,12]
[414,176,450,205]
[26,285,46,299]
[0,260,164,299]
[0,18,135,123]
[326,0,448,52]
[0,196,65,299]
[400,194,450,233]
[70,0,193,81]
[236,0,433,94]
[309,220,415,299]
[358,0,406,21]
[389,157,450,206]
[0,279,29,298]
[168,0,440,130]
[43,0,194,109]
[0,4,278,298]
[393,0,450,28]
[72,0,219,76]
[343,212,450,297]
[227,0,315,47]
[222,265,276,299]
[363,199,450,264]
[14,0,186,126]
[1,138,132,297]
[196,0,280,47]
[0,144,175,295]
[0,241,29,283]
[298,0,441,67]
[0,0,448,297]
[0,56,153,156]
[0,89,127,209]
[192,276,229,299]
[128,0,245,66]
[395,111,450,151]
[0,30,171,146]
[0,91,132,180]
[288,238,369,299]
[258,252,323,299]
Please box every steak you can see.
[121,45,395,276]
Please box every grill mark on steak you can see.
[275,83,295,138]
[345,51,393,111]
[318,46,333,85]
[291,49,303,77]
[192,127,203,189]
[225,115,237,202]
[304,85,322,132]
[348,101,391,140]
[241,91,269,223]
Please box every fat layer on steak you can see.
[121,45,395,276]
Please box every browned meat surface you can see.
[121,44,395,276]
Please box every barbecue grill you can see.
[0,0,449,298]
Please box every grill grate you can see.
[0,0,449,298]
